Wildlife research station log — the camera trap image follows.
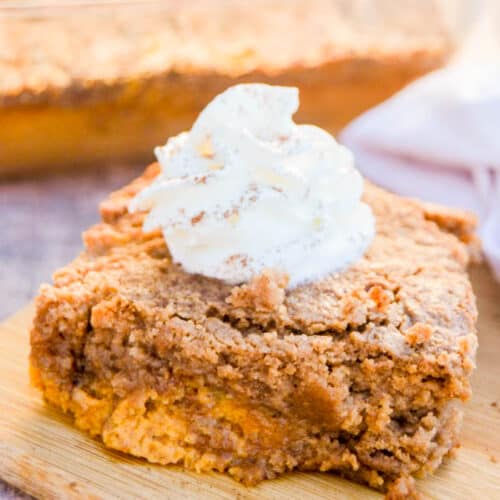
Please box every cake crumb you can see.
[446,444,460,459]
[490,455,498,464]
[368,284,391,311]
[228,269,288,312]
[458,336,472,355]
[385,476,421,500]
[405,323,433,346]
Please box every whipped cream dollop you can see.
[129,84,375,287]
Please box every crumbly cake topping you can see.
[1,0,451,104]
[59,163,478,373]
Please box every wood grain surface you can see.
[0,265,498,499]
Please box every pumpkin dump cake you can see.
[30,85,478,494]
[1,0,455,175]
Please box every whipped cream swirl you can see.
[129,84,375,287]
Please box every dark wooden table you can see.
[0,164,145,499]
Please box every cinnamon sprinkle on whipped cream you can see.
[129,83,375,286]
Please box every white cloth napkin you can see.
[341,3,500,279]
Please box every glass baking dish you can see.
[0,0,468,177]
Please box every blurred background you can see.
[1,0,469,175]
[0,0,487,321]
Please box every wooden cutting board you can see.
[1,265,499,500]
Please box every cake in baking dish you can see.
[1,0,454,175]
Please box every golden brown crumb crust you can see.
[30,164,478,490]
